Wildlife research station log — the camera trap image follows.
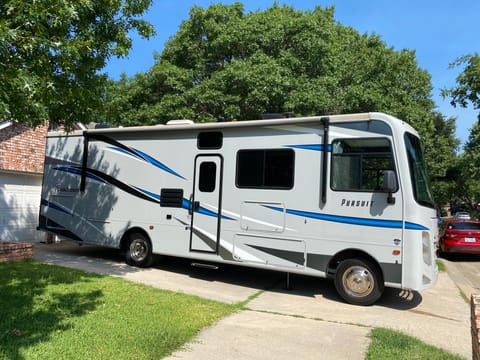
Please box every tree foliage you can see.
[107,3,436,127]
[105,3,459,205]
[450,122,480,216]
[442,53,480,115]
[427,113,459,205]
[441,53,480,213]
[0,0,154,129]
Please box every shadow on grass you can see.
[0,260,103,359]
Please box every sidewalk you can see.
[34,242,471,359]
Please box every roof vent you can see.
[166,119,194,125]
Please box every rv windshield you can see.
[404,132,435,208]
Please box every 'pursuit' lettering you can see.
[340,199,374,208]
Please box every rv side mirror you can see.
[383,170,397,192]
[383,170,397,204]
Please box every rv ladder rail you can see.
[321,116,330,204]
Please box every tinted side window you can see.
[198,132,223,149]
[236,149,294,189]
[199,162,216,192]
[331,138,395,192]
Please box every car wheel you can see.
[334,258,384,306]
[437,243,449,259]
[125,232,153,268]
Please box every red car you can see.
[439,220,480,254]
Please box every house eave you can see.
[0,121,13,130]
[0,169,43,177]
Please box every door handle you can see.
[188,195,200,215]
[193,201,200,211]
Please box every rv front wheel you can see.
[125,232,153,268]
[334,258,383,306]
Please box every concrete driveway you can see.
[440,253,480,300]
[34,242,470,359]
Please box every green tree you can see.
[442,53,480,215]
[427,113,460,206]
[453,122,480,216]
[106,3,437,127]
[442,53,480,116]
[0,0,154,130]
[105,3,457,205]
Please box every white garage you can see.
[0,171,45,242]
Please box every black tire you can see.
[334,258,384,306]
[437,243,450,260]
[125,232,153,268]
[437,245,444,258]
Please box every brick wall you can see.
[0,123,47,174]
[473,295,480,360]
[0,242,33,262]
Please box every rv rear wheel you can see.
[125,232,153,268]
[334,258,383,306]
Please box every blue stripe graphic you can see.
[264,205,428,230]
[53,166,107,184]
[132,187,234,220]
[182,198,234,220]
[41,199,74,216]
[53,165,231,221]
[108,147,144,162]
[109,146,186,180]
[135,149,186,180]
[131,186,161,202]
[286,144,332,151]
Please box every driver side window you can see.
[331,138,396,192]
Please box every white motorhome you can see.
[39,112,438,305]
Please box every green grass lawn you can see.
[0,260,467,359]
[437,259,447,272]
[0,260,236,359]
[366,328,465,360]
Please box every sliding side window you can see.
[236,149,294,189]
[331,138,396,192]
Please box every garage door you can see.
[0,172,44,242]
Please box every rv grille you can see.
[160,188,184,208]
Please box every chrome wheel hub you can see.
[130,239,147,261]
[342,266,374,297]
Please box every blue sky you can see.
[104,0,479,147]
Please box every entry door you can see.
[190,155,223,253]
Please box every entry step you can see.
[191,262,219,270]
